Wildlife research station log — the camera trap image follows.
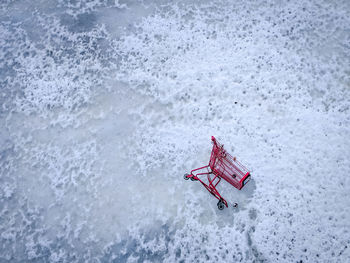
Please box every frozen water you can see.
[1,0,350,262]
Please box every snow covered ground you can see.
[1,0,349,262]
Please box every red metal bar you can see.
[187,169,227,207]
[185,136,250,209]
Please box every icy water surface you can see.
[1,0,350,262]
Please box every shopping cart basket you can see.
[184,136,251,210]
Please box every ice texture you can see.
[1,0,349,262]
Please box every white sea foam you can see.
[1,0,349,262]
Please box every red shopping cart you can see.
[184,136,251,210]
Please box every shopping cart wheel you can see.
[233,203,238,208]
[217,200,225,210]
[190,176,197,181]
[184,174,190,180]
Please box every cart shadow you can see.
[222,177,256,213]
[238,177,256,201]
[213,178,256,229]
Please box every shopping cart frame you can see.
[184,136,251,210]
